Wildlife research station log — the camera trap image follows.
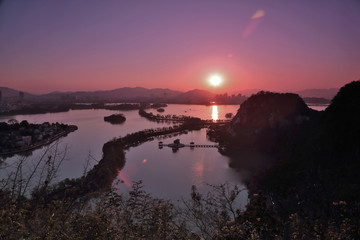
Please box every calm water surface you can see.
[148,104,240,120]
[0,104,324,202]
[308,104,328,111]
[0,109,171,179]
[117,128,245,201]
[0,104,245,202]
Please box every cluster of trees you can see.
[0,103,72,116]
[72,103,148,111]
[0,120,77,157]
[104,114,126,124]
[0,120,70,132]
[138,109,202,125]
[1,174,259,239]
[1,102,163,116]
[1,164,357,239]
[150,103,167,109]
[0,119,33,131]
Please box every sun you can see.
[208,74,223,87]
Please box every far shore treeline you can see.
[0,86,333,116]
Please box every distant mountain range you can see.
[0,87,183,103]
[295,88,339,100]
[237,88,338,100]
[66,87,183,99]
[171,89,216,104]
[0,86,339,103]
[0,87,36,99]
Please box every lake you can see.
[0,103,327,203]
[0,104,247,203]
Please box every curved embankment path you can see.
[46,120,207,201]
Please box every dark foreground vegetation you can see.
[1,116,236,239]
[214,80,360,238]
[1,81,359,239]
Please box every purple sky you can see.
[0,0,359,94]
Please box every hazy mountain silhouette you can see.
[0,87,182,102]
[295,88,338,99]
[56,87,182,102]
[171,89,216,104]
[71,87,182,99]
[235,88,338,100]
[0,86,217,103]
[0,86,339,104]
[0,87,35,99]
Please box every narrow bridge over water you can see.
[162,144,219,148]
[158,140,222,150]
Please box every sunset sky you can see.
[0,0,359,94]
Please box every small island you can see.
[225,112,233,118]
[104,114,126,124]
[150,103,167,108]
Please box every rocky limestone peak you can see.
[323,80,360,124]
[231,91,311,131]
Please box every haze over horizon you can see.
[1,0,359,94]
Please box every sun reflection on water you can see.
[211,105,218,121]
[116,167,133,188]
[191,159,204,186]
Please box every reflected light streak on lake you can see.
[191,155,204,187]
[117,167,133,188]
[211,105,219,121]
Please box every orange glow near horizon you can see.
[0,2,358,94]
